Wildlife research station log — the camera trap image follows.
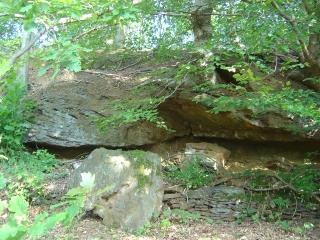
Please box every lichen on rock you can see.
[69,148,163,231]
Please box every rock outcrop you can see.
[159,97,320,142]
[25,72,185,148]
[25,70,319,149]
[69,148,163,231]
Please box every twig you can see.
[210,177,232,187]
[157,76,185,104]
[153,11,240,17]
[0,13,25,18]
[292,195,298,218]
[273,174,320,203]
[274,55,278,72]
[80,69,127,79]
[132,79,159,89]
[126,68,153,76]
[72,24,110,42]
[244,171,320,204]
[245,185,288,192]
[117,58,142,71]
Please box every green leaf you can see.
[37,65,51,77]
[50,66,61,80]
[0,224,19,240]
[19,5,33,13]
[8,196,28,217]
[4,125,15,131]
[28,212,66,237]
[28,212,49,236]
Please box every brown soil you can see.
[45,217,320,240]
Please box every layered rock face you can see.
[159,97,320,142]
[25,72,182,148]
[25,71,319,148]
[69,148,163,231]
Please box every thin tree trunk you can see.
[16,29,34,90]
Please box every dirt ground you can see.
[34,159,319,240]
[44,217,319,240]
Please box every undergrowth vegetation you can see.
[0,81,34,151]
[0,172,95,240]
[0,79,93,239]
[0,80,59,202]
[193,83,320,133]
[95,97,168,131]
[165,156,214,189]
[1,150,59,202]
[237,163,320,224]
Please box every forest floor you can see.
[44,216,320,240]
[31,158,319,240]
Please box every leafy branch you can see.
[270,0,311,63]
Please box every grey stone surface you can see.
[164,185,246,220]
[25,71,319,148]
[25,72,183,148]
[69,148,164,231]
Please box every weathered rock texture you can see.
[25,70,319,148]
[25,72,183,148]
[164,185,246,220]
[69,148,163,231]
[159,97,320,142]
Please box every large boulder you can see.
[69,148,163,231]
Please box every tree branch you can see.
[271,1,311,62]
[0,28,47,81]
[273,174,320,204]
[152,11,240,17]
[72,24,110,41]
[245,185,288,192]
[8,28,46,67]
[79,69,128,79]
[302,0,313,14]
[0,13,26,19]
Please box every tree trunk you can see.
[272,0,320,91]
[16,29,34,91]
[304,18,320,90]
[191,0,213,43]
